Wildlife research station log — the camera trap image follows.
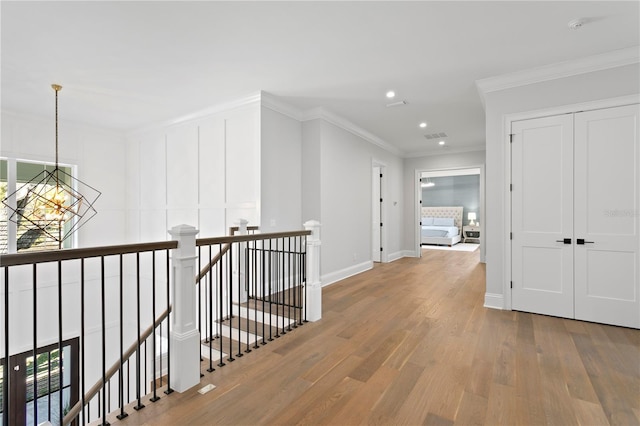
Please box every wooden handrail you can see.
[195,224,258,283]
[0,240,178,267]
[63,307,172,425]
[196,229,311,247]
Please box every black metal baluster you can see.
[227,245,234,362]
[252,242,259,350]
[116,254,128,420]
[80,259,86,424]
[32,263,38,426]
[57,260,63,426]
[165,248,173,394]
[100,257,109,425]
[275,239,281,339]
[207,245,214,373]
[217,244,225,368]
[287,237,292,332]
[236,241,242,359]
[261,242,267,345]
[303,236,308,323]
[150,251,160,402]
[244,243,251,354]
[134,253,144,411]
[3,267,9,426]
[268,240,274,341]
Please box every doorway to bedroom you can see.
[417,167,483,259]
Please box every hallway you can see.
[118,249,639,425]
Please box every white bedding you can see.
[421,225,459,238]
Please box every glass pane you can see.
[25,345,69,426]
[15,162,74,251]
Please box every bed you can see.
[421,206,463,246]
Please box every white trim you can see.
[476,47,640,107]
[484,293,504,310]
[321,260,373,287]
[260,91,303,121]
[388,250,414,262]
[502,94,640,312]
[302,107,403,157]
[128,91,261,136]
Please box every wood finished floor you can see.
[116,249,640,425]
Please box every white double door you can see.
[511,104,640,328]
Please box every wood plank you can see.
[110,249,639,426]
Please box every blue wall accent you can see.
[422,174,480,226]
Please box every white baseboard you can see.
[387,250,415,262]
[321,261,373,287]
[484,292,504,310]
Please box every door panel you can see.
[511,114,574,318]
[574,104,640,328]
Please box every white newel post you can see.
[168,224,200,392]
[304,220,322,322]
[236,219,248,303]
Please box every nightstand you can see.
[463,225,480,243]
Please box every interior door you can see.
[574,104,640,328]
[372,166,381,262]
[511,114,575,318]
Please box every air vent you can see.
[424,132,448,140]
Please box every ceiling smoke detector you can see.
[568,18,585,30]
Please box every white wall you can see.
[1,110,128,246]
[260,106,302,232]
[302,117,404,285]
[126,103,260,241]
[484,63,640,308]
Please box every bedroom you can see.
[420,168,481,249]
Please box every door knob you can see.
[556,238,572,244]
[576,239,594,245]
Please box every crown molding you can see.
[260,91,304,121]
[301,107,404,157]
[475,46,640,107]
[128,91,261,137]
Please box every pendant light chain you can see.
[52,84,62,169]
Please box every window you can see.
[0,158,74,253]
[1,338,79,426]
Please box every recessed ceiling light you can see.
[386,90,395,99]
[439,141,445,145]
[419,122,428,128]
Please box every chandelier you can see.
[2,84,101,249]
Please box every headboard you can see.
[421,206,464,230]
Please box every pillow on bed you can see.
[422,217,435,225]
[433,217,455,226]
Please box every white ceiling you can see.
[2,1,639,157]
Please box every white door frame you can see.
[414,165,485,262]
[372,159,388,263]
[502,94,640,311]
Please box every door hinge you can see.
[510,281,513,289]
[380,247,383,252]
[380,173,383,178]
[380,198,383,203]
[510,232,513,240]
[510,134,514,143]
[419,221,422,225]
[380,222,383,227]
[510,184,513,191]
